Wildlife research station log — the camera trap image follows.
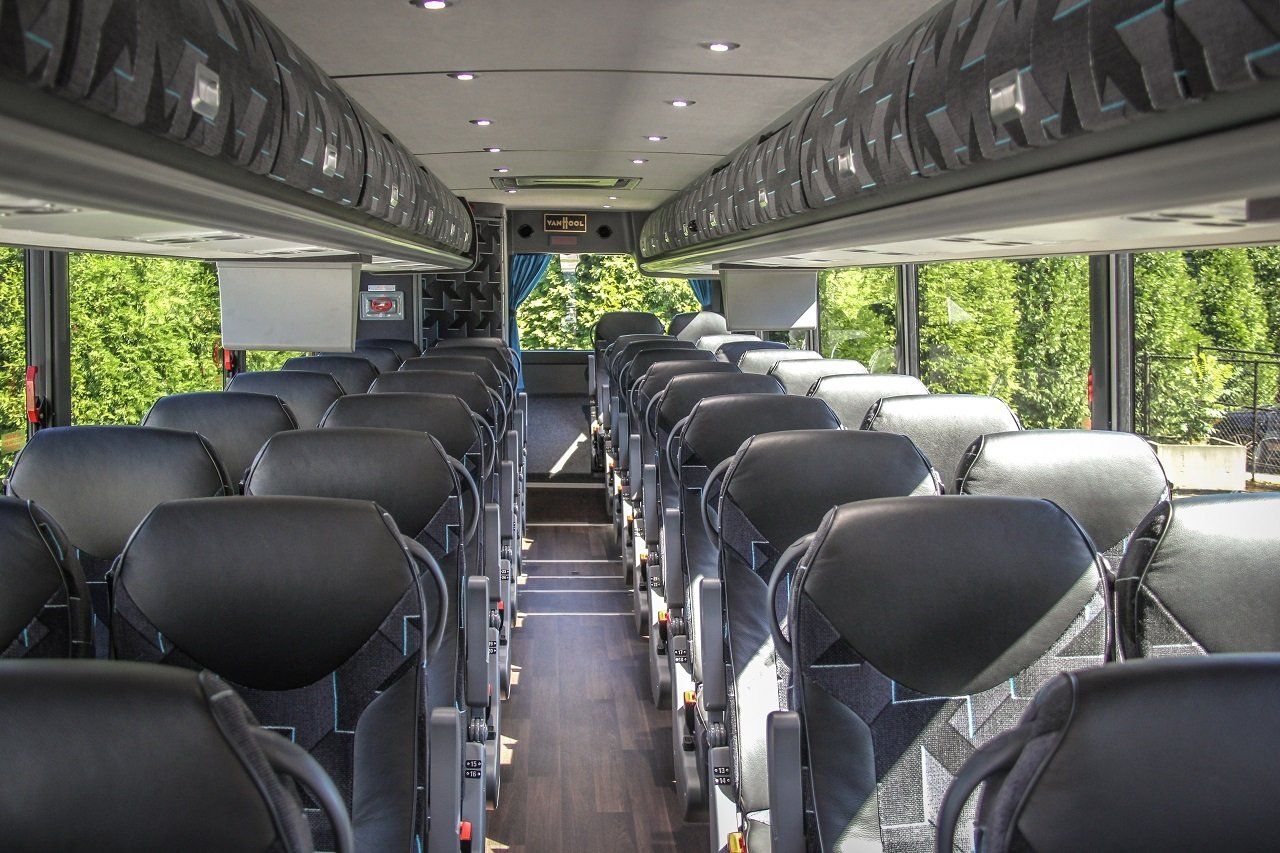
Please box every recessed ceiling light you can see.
[484,147,502,153]
[602,204,612,208]
[470,118,492,126]
[701,41,740,52]
[608,196,618,200]
[646,135,667,142]
[448,72,476,81]
[412,0,451,9]
[632,158,648,165]
[668,99,694,108]
[506,189,518,194]
[495,167,510,173]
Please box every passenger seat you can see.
[807,373,928,428]
[226,370,345,428]
[737,348,821,374]
[0,497,91,659]
[317,346,402,374]
[282,354,379,395]
[673,311,729,342]
[357,337,421,362]
[861,393,1021,487]
[717,339,787,365]
[767,357,867,394]
[695,333,760,353]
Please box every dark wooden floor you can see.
[486,485,706,852]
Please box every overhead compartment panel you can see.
[1173,0,1280,96]
[0,0,69,87]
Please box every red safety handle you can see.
[24,365,39,423]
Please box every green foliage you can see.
[1188,248,1268,353]
[246,350,306,371]
[1246,245,1280,353]
[0,248,25,469]
[918,259,1020,401]
[1011,257,1090,429]
[818,266,897,371]
[69,253,223,425]
[516,255,700,350]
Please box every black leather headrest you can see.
[0,659,322,850]
[143,392,297,489]
[432,336,507,351]
[624,348,716,390]
[317,346,400,374]
[768,358,868,394]
[681,394,840,470]
[636,361,739,405]
[737,348,820,374]
[401,355,502,392]
[594,311,664,343]
[245,428,457,538]
[674,311,729,342]
[114,496,419,690]
[611,338,696,377]
[604,333,672,362]
[6,426,230,558]
[957,430,1168,553]
[320,393,479,461]
[666,311,698,336]
[695,333,760,353]
[226,370,345,429]
[0,498,74,652]
[969,655,1280,852]
[656,372,784,432]
[418,346,512,379]
[863,394,1020,485]
[717,339,787,365]
[724,430,939,550]
[282,355,378,395]
[371,370,493,418]
[808,373,928,427]
[798,496,1101,696]
[1117,493,1280,656]
[357,337,421,362]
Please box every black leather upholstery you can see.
[594,311,664,347]
[656,373,785,433]
[695,333,760,353]
[227,370,345,429]
[956,429,1168,556]
[718,339,787,365]
[667,311,698,336]
[357,337,421,362]
[1116,493,1280,658]
[737,348,820,374]
[768,358,868,394]
[417,346,514,380]
[674,311,729,342]
[954,655,1280,853]
[635,362,740,413]
[862,394,1021,487]
[321,392,481,463]
[681,395,841,472]
[603,333,672,364]
[623,347,715,393]
[611,339,696,381]
[143,391,297,491]
[317,347,401,374]
[402,355,503,395]
[112,496,433,850]
[0,498,91,660]
[282,355,379,395]
[432,336,508,351]
[0,659,331,852]
[789,496,1107,852]
[808,373,928,427]
[372,370,496,422]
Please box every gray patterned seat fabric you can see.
[782,496,1107,852]
[862,394,1021,488]
[941,656,1280,853]
[0,498,91,660]
[143,391,297,491]
[111,497,440,852]
[738,348,821,375]
[317,346,401,374]
[5,426,231,654]
[808,374,928,428]
[0,659,347,852]
[283,355,379,395]
[768,359,868,395]
[357,337,422,363]
[227,370,345,429]
[715,431,940,841]
[1116,492,1280,659]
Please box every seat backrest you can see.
[862,393,1021,486]
[594,311,664,350]
[623,347,716,393]
[143,392,297,491]
[610,338,695,380]
[674,311,729,342]
[432,336,507,350]
[356,337,421,362]
[956,430,1169,560]
[717,339,787,365]
[0,659,345,852]
[951,655,1280,853]
[320,393,482,466]
[418,346,513,381]
[808,373,929,427]
[372,369,495,422]
[680,394,841,473]
[226,370,345,428]
[635,362,740,412]
[1116,493,1280,658]
[695,333,760,353]
[787,496,1107,852]
[317,346,401,374]
[0,498,91,659]
[402,355,503,395]
[604,333,671,364]
[656,372,785,434]
[767,358,868,394]
[737,348,820,374]
[112,496,436,851]
[666,311,698,336]
[282,355,378,395]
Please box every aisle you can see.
[485,485,706,852]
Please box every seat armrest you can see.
[768,710,805,853]
[696,578,726,711]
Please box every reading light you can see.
[608,196,618,200]
[506,189,518,194]
[603,205,612,209]
[632,158,648,165]
[668,99,694,108]
[448,72,476,81]
[701,41,739,52]
[470,119,492,126]
[646,135,667,142]
[413,0,451,9]
[495,167,510,173]
[485,147,502,153]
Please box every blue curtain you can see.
[688,278,715,309]
[507,253,553,388]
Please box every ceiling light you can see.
[608,196,618,200]
[603,204,612,209]
[485,147,502,153]
[701,41,739,52]
[448,72,476,81]
[470,118,492,126]
[506,189,518,194]
[668,99,694,108]
[646,135,666,142]
[412,0,451,9]
[632,158,648,165]
[495,167,510,173]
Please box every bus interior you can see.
[2,1,1280,851]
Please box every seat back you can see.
[956,430,1168,561]
[717,339,787,365]
[674,311,729,342]
[946,656,1280,853]
[112,496,438,851]
[767,358,868,394]
[143,391,297,491]
[695,333,760,353]
[226,370,345,428]
[593,311,664,354]
[0,659,347,852]
[786,496,1107,852]
[611,338,695,380]
[282,355,379,395]
[357,337,421,362]
[1116,493,1280,658]
[402,355,504,397]
[737,348,820,374]
[635,362,740,421]
[623,347,715,395]
[863,393,1021,487]
[655,372,786,435]
[667,311,698,336]
[320,392,484,471]
[418,346,514,381]
[808,373,928,427]
[317,346,401,374]
[372,370,497,424]
[0,498,91,659]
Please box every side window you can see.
[0,248,25,469]
[818,266,897,370]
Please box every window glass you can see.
[0,248,25,469]
[70,253,223,424]
[245,350,307,371]
[818,266,897,371]
[516,254,700,350]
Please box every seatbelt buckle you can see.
[682,690,698,750]
[459,819,473,852]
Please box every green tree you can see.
[1011,256,1090,429]
[1246,246,1280,353]
[818,266,897,371]
[1188,248,1268,352]
[918,259,1020,401]
[0,248,25,469]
